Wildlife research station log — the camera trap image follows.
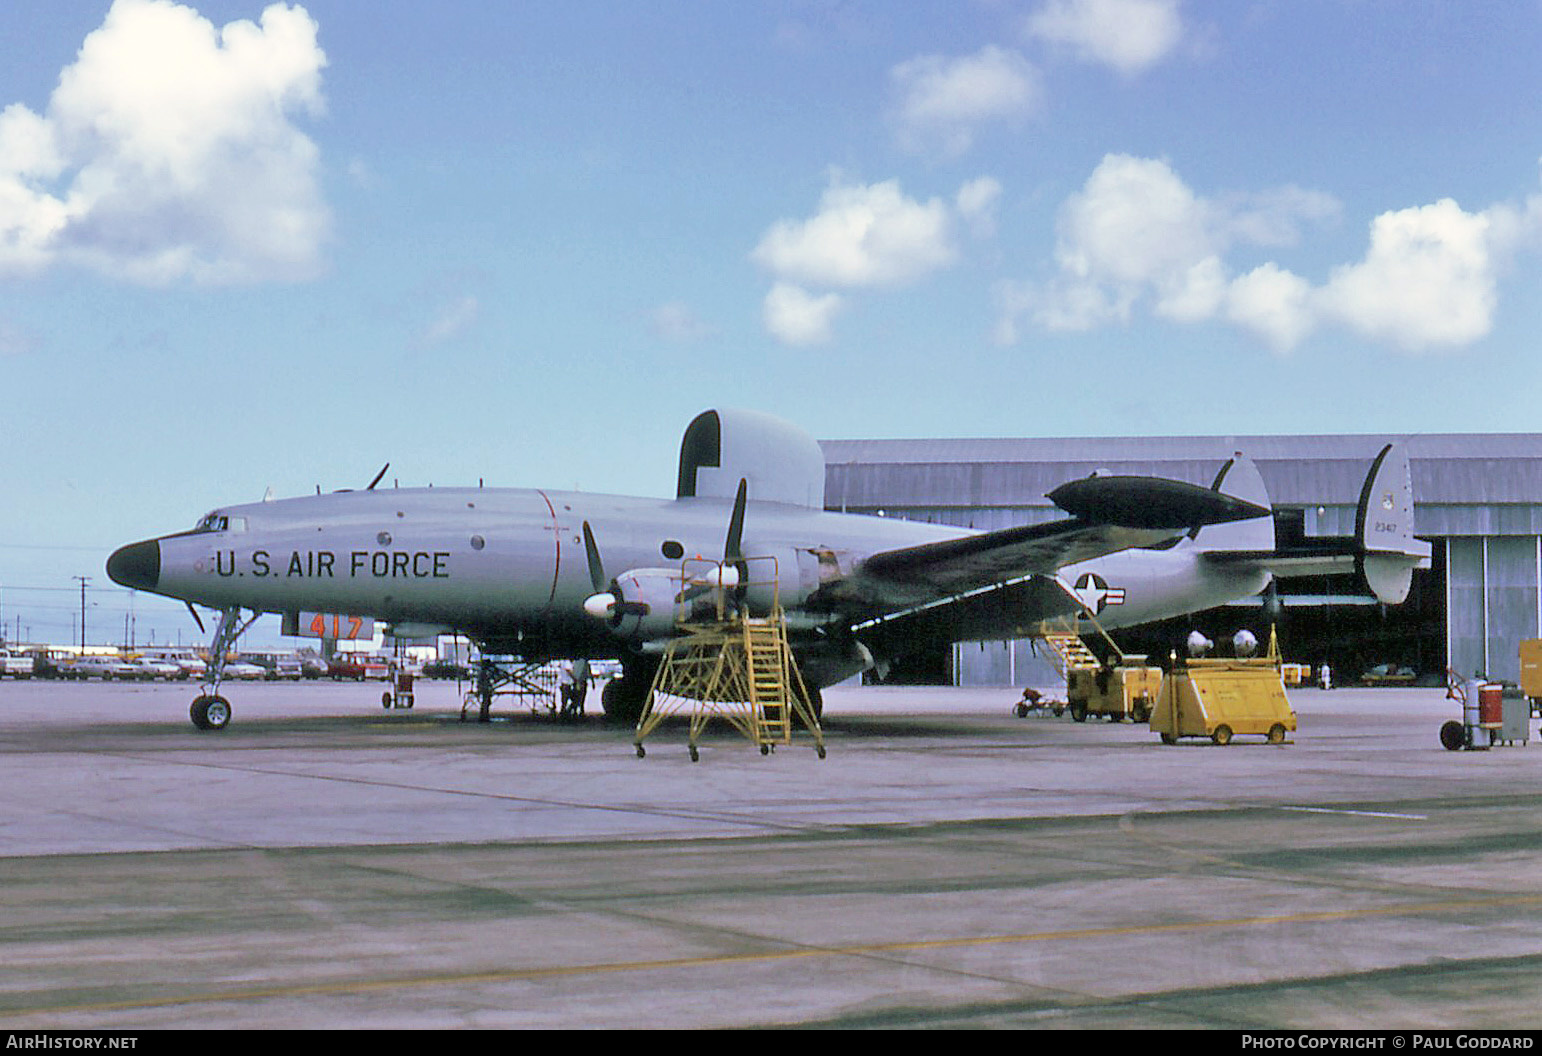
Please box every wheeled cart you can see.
[382,670,415,710]
[1066,660,1162,723]
[1149,658,1296,745]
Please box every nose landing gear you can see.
[188,607,257,731]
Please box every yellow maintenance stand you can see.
[1150,628,1297,745]
[1040,616,1161,723]
[633,557,825,762]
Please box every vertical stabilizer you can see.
[1192,453,1275,553]
[1356,442,1431,604]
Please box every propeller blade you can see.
[185,602,206,635]
[582,521,607,593]
[724,477,747,562]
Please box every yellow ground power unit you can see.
[1066,660,1164,723]
[1150,657,1297,745]
[1520,639,1542,718]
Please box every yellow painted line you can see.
[13,890,1542,1019]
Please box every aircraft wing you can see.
[819,474,1272,619]
[855,518,1184,595]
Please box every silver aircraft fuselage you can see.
[112,487,956,649]
[109,484,1268,674]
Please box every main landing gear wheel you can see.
[190,694,231,731]
[601,667,655,726]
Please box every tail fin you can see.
[1356,442,1431,604]
[1202,441,1431,606]
[1192,453,1275,553]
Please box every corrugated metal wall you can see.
[824,433,1542,686]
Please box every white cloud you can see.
[763,283,842,346]
[0,0,329,285]
[1317,200,1497,350]
[889,46,1041,158]
[956,176,1003,238]
[1053,154,1213,290]
[752,176,960,289]
[1219,186,1341,248]
[1026,0,1185,75]
[1226,263,1315,351]
[753,174,999,345]
[1000,153,1541,354]
[1156,255,1228,324]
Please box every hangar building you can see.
[821,434,1542,689]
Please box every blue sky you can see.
[2,0,1541,648]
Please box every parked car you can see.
[327,657,366,681]
[0,648,35,679]
[241,654,303,680]
[164,653,208,679]
[1362,663,1417,686]
[222,661,267,680]
[421,660,472,680]
[125,657,182,681]
[68,656,138,680]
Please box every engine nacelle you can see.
[584,551,818,644]
[731,548,812,617]
[589,567,685,643]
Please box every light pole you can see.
[75,576,90,647]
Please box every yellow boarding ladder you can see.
[745,619,793,743]
[1038,628,1101,679]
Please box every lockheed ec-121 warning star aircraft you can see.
[106,409,1429,730]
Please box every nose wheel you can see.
[188,606,257,730]
[190,694,232,731]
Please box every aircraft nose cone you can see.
[107,539,161,591]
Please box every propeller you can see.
[581,479,752,625]
[720,477,747,590]
[679,478,749,604]
[724,477,746,563]
[581,521,618,619]
[580,521,648,622]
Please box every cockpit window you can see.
[191,513,246,533]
